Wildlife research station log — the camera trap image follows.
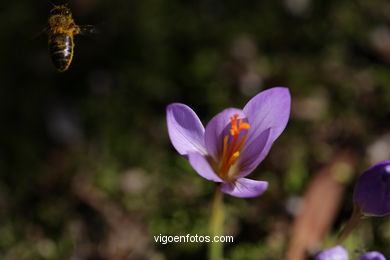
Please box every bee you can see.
[47,4,95,72]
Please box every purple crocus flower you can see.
[315,246,349,260]
[353,161,390,216]
[316,246,386,260]
[357,252,386,260]
[166,87,290,198]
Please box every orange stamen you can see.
[218,114,250,179]
[221,135,229,165]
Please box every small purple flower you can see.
[357,251,386,260]
[166,87,291,198]
[353,161,390,216]
[316,246,386,260]
[315,246,349,260]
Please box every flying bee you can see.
[47,4,96,72]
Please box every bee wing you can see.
[79,25,99,35]
[31,25,49,40]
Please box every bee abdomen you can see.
[48,33,74,72]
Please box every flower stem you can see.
[208,186,224,260]
[337,203,363,244]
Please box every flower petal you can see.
[220,178,268,198]
[243,87,291,145]
[166,103,206,156]
[188,152,222,182]
[236,128,273,178]
[204,108,245,160]
[315,246,348,260]
[357,251,386,260]
[353,160,390,216]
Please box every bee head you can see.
[50,5,71,16]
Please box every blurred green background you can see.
[1,0,390,259]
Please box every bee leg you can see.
[71,23,81,35]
